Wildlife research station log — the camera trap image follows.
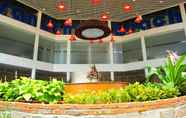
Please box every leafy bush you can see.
[64,82,180,104]
[0,77,64,104]
[146,51,186,95]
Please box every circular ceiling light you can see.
[82,28,104,39]
[75,20,111,40]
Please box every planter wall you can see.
[0,96,186,118]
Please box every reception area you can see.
[0,0,186,118]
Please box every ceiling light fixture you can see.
[123,4,132,12]
[91,0,101,5]
[75,20,111,40]
[128,28,133,34]
[47,20,54,29]
[118,25,126,33]
[64,18,72,26]
[100,13,109,21]
[110,34,115,42]
[57,2,65,11]
[135,15,143,24]
[69,35,76,42]
[99,39,104,43]
[56,30,61,35]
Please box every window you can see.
[71,42,89,64]
[38,36,67,64]
[0,23,35,59]
[113,38,142,64]
[90,43,110,64]
[145,30,186,60]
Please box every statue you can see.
[87,64,99,81]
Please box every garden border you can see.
[0,96,185,116]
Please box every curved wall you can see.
[0,96,185,118]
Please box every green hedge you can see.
[64,82,180,104]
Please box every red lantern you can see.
[123,4,132,12]
[128,28,133,34]
[57,2,65,11]
[110,35,115,42]
[118,25,126,33]
[100,13,109,21]
[135,15,143,24]
[91,0,101,5]
[64,18,72,26]
[99,39,103,44]
[56,30,61,35]
[89,40,94,44]
[69,35,76,41]
[47,20,54,29]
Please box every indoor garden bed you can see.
[0,51,185,118]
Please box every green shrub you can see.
[64,82,180,104]
[0,77,64,104]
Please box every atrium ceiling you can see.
[17,0,186,21]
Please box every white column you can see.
[66,40,71,82]
[179,3,186,38]
[108,21,114,81]
[140,35,148,76]
[31,11,42,79]
[88,45,92,64]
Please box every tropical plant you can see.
[146,50,186,94]
[0,77,64,104]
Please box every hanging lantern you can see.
[110,35,115,42]
[123,4,132,12]
[128,28,133,34]
[89,40,94,44]
[69,35,76,41]
[56,29,61,35]
[47,20,54,29]
[100,13,109,21]
[91,0,101,5]
[99,39,103,44]
[64,18,72,26]
[118,25,126,33]
[57,2,65,11]
[135,15,143,24]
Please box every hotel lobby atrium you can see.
[0,0,186,118]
